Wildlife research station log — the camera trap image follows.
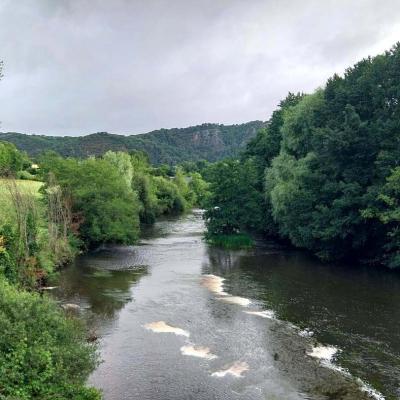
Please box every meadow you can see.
[0,179,43,224]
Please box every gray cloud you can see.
[0,0,399,135]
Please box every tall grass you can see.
[205,233,254,249]
[0,179,43,223]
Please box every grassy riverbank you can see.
[205,233,254,249]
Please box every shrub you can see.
[0,279,100,400]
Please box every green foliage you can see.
[129,151,159,223]
[0,278,100,400]
[188,172,210,208]
[245,92,304,175]
[0,225,17,283]
[0,141,25,176]
[264,44,400,264]
[38,150,202,247]
[242,92,305,235]
[103,150,133,188]
[206,43,400,267]
[16,170,38,180]
[0,180,53,287]
[174,167,195,208]
[362,168,400,268]
[204,159,265,236]
[152,175,186,215]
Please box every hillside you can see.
[0,121,264,165]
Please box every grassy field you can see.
[0,179,43,224]
[0,179,42,193]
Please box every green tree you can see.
[41,155,141,247]
[204,159,264,235]
[152,176,186,215]
[0,141,25,176]
[362,168,400,268]
[207,43,400,267]
[188,172,210,208]
[103,150,134,188]
[130,151,159,223]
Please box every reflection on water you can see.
[52,212,400,400]
[205,245,400,399]
[51,247,148,333]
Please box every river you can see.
[51,211,400,400]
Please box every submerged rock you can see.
[61,303,81,311]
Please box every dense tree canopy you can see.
[205,43,400,267]
[204,159,265,236]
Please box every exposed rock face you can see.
[0,121,265,164]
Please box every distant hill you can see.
[0,121,264,165]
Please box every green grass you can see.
[0,179,43,198]
[0,179,43,223]
[205,233,254,249]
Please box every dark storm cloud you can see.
[0,0,399,135]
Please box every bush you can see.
[16,170,37,181]
[0,279,100,400]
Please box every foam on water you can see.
[211,361,249,378]
[298,328,314,337]
[218,296,251,307]
[201,274,227,296]
[144,321,190,337]
[244,310,275,319]
[307,344,385,399]
[307,345,338,361]
[356,379,385,400]
[180,345,217,360]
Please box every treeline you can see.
[205,43,400,268]
[0,121,264,164]
[38,150,208,249]
[0,142,208,399]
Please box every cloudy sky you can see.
[0,0,399,136]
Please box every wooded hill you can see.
[0,121,264,164]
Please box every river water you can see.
[52,211,400,400]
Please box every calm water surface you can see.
[52,212,400,400]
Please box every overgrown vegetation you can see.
[0,279,100,400]
[205,43,400,267]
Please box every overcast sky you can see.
[0,0,399,136]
